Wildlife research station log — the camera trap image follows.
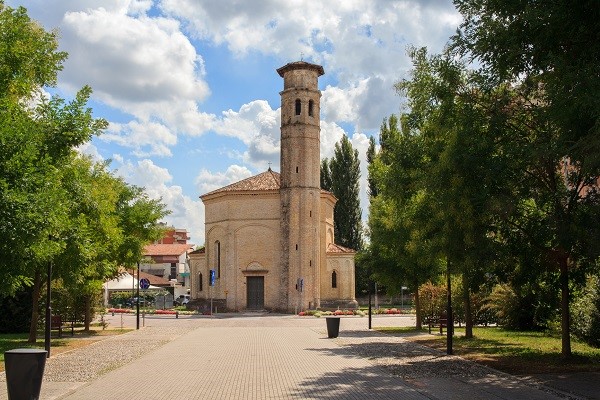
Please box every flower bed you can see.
[108,308,134,314]
[298,309,366,317]
[107,308,197,315]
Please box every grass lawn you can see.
[377,326,600,375]
[0,327,132,372]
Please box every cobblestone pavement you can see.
[0,314,591,399]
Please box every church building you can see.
[189,61,357,313]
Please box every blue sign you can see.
[209,269,216,286]
[139,278,150,290]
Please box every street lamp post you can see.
[136,262,140,330]
[446,259,453,355]
[44,261,52,358]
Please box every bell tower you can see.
[276,61,324,312]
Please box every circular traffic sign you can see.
[139,278,150,290]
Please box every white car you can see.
[174,294,190,306]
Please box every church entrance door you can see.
[246,276,264,309]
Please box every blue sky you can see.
[10,0,461,245]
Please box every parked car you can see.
[174,294,190,306]
[126,297,153,307]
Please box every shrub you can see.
[571,275,600,347]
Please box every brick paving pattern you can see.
[1,314,590,399]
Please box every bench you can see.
[50,315,75,337]
[426,314,448,334]
[50,315,63,337]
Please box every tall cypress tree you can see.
[366,135,378,199]
[326,135,363,251]
[320,158,332,192]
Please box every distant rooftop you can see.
[144,243,194,257]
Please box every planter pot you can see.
[4,349,47,400]
[325,317,340,338]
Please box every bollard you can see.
[176,311,179,319]
[4,349,47,400]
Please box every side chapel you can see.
[189,61,357,312]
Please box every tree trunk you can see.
[560,255,572,358]
[414,285,422,329]
[462,279,473,339]
[28,269,42,343]
[84,295,91,331]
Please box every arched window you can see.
[198,273,203,292]
[332,271,337,288]
[308,100,314,116]
[215,241,221,278]
[295,99,301,115]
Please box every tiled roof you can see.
[326,243,356,254]
[144,243,194,257]
[201,169,281,198]
[189,247,205,255]
[127,269,171,286]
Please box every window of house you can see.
[170,263,176,280]
[295,99,301,115]
[332,271,337,288]
[199,273,203,292]
[215,241,221,278]
[308,100,314,116]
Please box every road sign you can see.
[209,269,216,286]
[139,278,150,290]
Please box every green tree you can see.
[452,0,600,167]
[322,135,363,251]
[367,111,442,328]
[320,158,332,192]
[366,135,378,198]
[451,2,600,355]
[0,3,171,339]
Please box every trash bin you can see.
[4,348,47,400]
[326,317,340,338]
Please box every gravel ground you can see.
[333,330,585,399]
[335,330,493,379]
[0,325,196,383]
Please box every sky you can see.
[10,0,461,245]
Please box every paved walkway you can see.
[1,314,595,399]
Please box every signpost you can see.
[139,278,150,327]
[209,269,215,315]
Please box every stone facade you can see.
[191,61,357,313]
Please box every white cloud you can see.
[77,142,104,163]
[113,158,205,244]
[60,8,209,108]
[160,0,460,130]
[349,132,372,221]
[215,100,280,169]
[320,121,346,160]
[104,120,176,157]
[195,165,253,195]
